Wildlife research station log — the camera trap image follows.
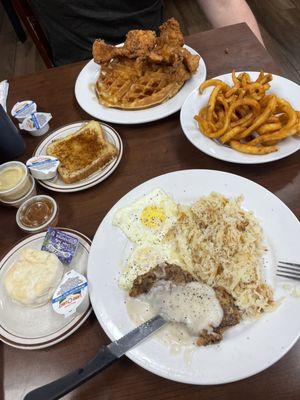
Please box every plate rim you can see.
[88,168,300,384]
[74,45,207,124]
[0,227,93,350]
[32,121,123,193]
[180,71,300,164]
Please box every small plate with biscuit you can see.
[33,120,123,192]
[0,228,92,349]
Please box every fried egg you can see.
[119,243,181,290]
[113,189,178,245]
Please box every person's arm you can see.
[198,0,264,45]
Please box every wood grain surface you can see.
[1,23,300,400]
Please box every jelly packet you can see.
[52,270,88,317]
[41,227,79,264]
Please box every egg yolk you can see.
[140,206,166,229]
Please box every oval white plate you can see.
[180,72,300,164]
[75,45,206,124]
[33,121,123,193]
[88,169,300,384]
[0,228,92,350]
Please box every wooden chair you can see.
[12,0,54,67]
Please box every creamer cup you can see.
[26,155,59,180]
[19,112,52,136]
[11,100,37,122]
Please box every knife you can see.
[24,315,166,400]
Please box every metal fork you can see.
[277,261,300,281]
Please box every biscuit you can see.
[4,248,64,307]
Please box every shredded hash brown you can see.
[166,192,274,318]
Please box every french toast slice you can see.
[46,121,117,184]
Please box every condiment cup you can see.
[26,156,59,180]
[0,175,36,208]
[19,112,52,136]
[16,195,59,233]
[0,161,30,201]
[11,100,37,122]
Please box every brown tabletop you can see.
[1,23,300,400]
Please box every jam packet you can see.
[52,269,88,317]
[41,228,79,264]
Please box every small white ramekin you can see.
[0,161,30,201]
[0,175,36,208]
[16,195,59,233]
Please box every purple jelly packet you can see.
[41,227,79,264]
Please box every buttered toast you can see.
[46,121,117,184]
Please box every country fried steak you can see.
[130,262,241,346]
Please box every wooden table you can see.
[1,23,300,400]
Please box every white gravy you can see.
[141,281,223,335]
[126,280,223,363]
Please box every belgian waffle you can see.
[96,58,190,109]
[92,19,200,110]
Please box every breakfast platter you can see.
[1,15,300,399]
[0,228,92,349]
[88,169,300,384]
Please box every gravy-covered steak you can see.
[130,262,241,346]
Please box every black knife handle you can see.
[24,346,118,400]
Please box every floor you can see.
[0,0,299,83]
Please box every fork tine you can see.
[278,261,300,268]
[276,272,300,281]
[277,265,300,273]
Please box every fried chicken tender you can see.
[148,18,184,66]
[92,18,200,74]
[181,48,200,73]
[122,30,157,58]
[147,18,200,73]
[158,17,184,47]
[93,30,156,64]
[93,40,116,64]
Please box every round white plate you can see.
[180,72,300,164]
[0,228,92,350]
[33,121,123,193]
[75,45,206,124]
[88,169,300,384]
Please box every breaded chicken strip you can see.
[93,30,156,64]
[181,48,200,73]
[122,30,157,58]
[148,18,200,72]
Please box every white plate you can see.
[33,121,123,193]
[88,169,300,384]
[180,72,300,164]
[0,228,92,350]
[75,45,206,124]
